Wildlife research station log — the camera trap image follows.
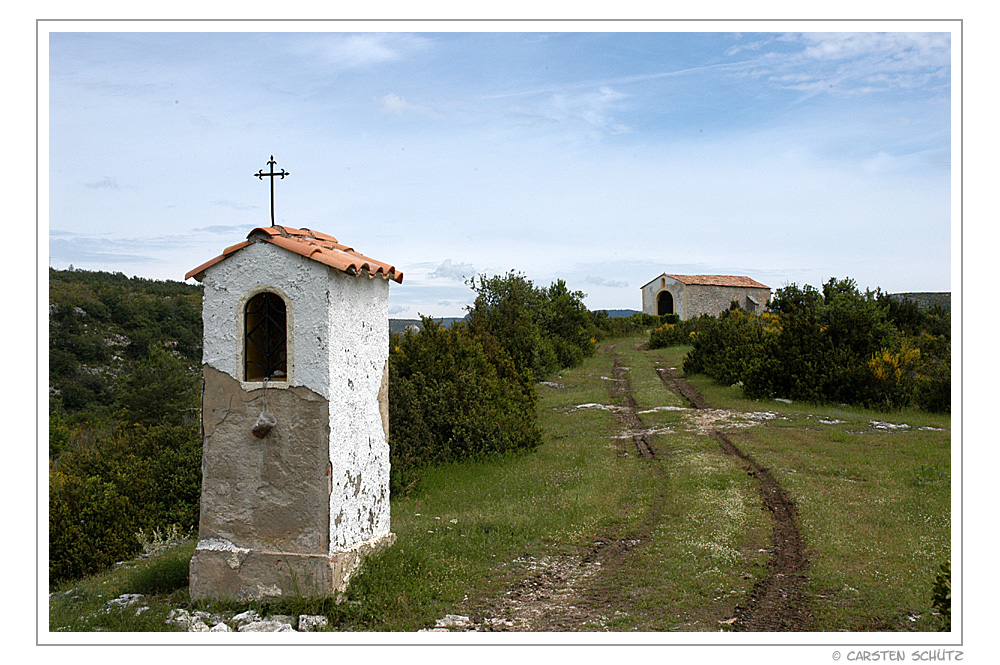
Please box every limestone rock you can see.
[434,614,472,628]
[298,615,329,632]
[231,610,263,626]
[270,614,296,629]
[238,619,295,632]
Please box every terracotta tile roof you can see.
[660,274,770,289]
[185,225,403,283]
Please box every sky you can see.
[44,24,955,319]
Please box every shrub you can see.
[49,422,202,584]
[868,339,922,409]
[648,322,676,349]
[593,312,677,340]
[49,466,138,583]
[647,314,712,349]
[687,310,774,390]
[388,272,600,494]
[465,272,598,381]
[388,318,541,494]
[466,271,559,380]
[914,350,951,413]
[544,279,599,369]
[931,559,951,630]
[681,278,950,412]
[114,346,200,427]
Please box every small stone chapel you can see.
[184,164,403,600]
[641,274,771,320]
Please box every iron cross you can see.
[255,156,289,227]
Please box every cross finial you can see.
[255,155,289,227]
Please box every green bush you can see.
[682,278,951,412]
[684,307,776,389]
[931,559,951,630]
[114,346,200,426]
[465,271,558,380]
[465,272,597,381]
[544,279,599,369]
[593,311,677,340]
[49,466,138,583]
[388,318,541,494]
[49,422,202,584]
[388,272,602,494]
[647,314,710,349]
[914,351,951,413]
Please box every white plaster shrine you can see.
[184,225,402,600]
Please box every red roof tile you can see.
[660,274,770,289]
[185,226,403,283]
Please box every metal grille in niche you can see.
[245,292,287,381]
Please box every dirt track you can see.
[656,366,813,632]
[608,355,658,459]
[456,349,669,631]
[448,350,811,632]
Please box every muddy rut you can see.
[607,355,658,459]
[450,351,811,632]
[656,366,813,631]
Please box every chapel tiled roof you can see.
[185,225,403,284]
[649,274,770,289]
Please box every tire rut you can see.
[456,348,668,631]
[656,365,814,632]
[530,350,668,629]
[607,354,658,459]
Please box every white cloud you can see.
[192,224,256,234]
[796,32,950,66]
[379,93,437,117]
[430,259,476,281]
[295,33,431,71]
[507,86,631,135]
[585,276,629,288]
[771,32,950,97]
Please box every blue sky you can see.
[45,26,954,318]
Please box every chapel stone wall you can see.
[684,284,771,319]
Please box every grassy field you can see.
[48,334,951,633]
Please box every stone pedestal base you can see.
[189,533,395,601]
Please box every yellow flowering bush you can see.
[683,279,950,411]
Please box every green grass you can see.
[660,345,952,631]
[49,539,196,632]
[49,334,951,633]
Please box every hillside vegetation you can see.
[48,268,951,614]
[50,338,950,632]
[48,269,204,582]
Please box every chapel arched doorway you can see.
[657,290,674,316]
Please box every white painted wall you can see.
[201,239,391,554]
[325,269,391,551]
[201,241,331,395]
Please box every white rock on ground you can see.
[237,620,295,632]
[231,610,262,625]
[434,614,472,628]
[298,615,329,632]
[165,607,326,632]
